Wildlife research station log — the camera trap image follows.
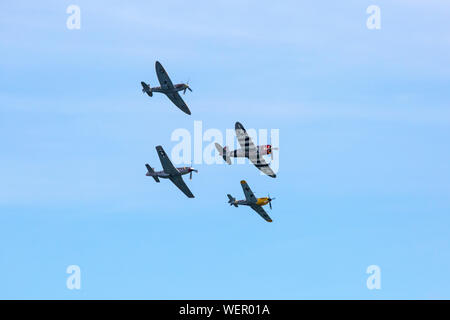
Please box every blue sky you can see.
[1,0,449,299]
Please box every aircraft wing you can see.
[235,121,258,155]
[235,122,276,178]
[248,155,276,178]
[250,204,273,222]
[155,145,179,175]
[165,92,191,115]
[155,61,174,90]
[240,180,257,203]
[169,175,195,198]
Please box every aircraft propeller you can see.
[189,166,198,180]
[268,194,276,210]
[269,139,279,161]
[183,80,192,95]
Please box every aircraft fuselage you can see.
[148,84,189,94]
[141,81,190,96]
[231,197,270,207]
[219,144,273,159]
[146,166,194,179]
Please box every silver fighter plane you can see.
[215,122,278,178]
[141,61,192,115]
[145,145,197,198]
[227,180,275,222]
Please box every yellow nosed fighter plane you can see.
[227,180,275,222]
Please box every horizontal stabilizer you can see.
[141,81,153,97]
[145,164,160,182]
[215,143,232,165]
[227,194,238,207]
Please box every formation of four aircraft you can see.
[141,61,278,222]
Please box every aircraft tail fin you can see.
[141,81,153,97]
[215,143,232,165]
[227,194,238,207]
[145,164,160,182]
